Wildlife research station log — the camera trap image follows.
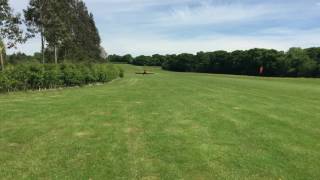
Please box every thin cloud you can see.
[103,28,320,56]
[156,3,275,27]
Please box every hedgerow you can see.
[0,63,123,93]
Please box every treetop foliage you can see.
[0,0,24,48]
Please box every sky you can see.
[7,0,320,56]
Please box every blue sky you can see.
[8,0,320,56]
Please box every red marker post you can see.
[259,66,264,75]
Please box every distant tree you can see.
[108,54,123,63]
[305,47,320,76]
[162,54,194,72]
[196,51,210,72]
[286,48,317,77]
[177,53,195,72]
[207,50,230,74]
[33,52,42,62]
[263,50,286,76]
[305,47,320,64]
[7,52,35,64]
[230,50,246,74]
[151,54,165,66]
[133,55,153,66]
[122,54,133,63]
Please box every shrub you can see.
[43,64,62,88]
[118,67,124,78]
[6,64,30,91]
[28,63,45,89]
[95,64,109,82]
[61,64,83,86]
[79,64,95,84]
[0,63,123,93]
[0,72,9,92]
[105,65,121,81]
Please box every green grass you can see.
[1,64,320,179]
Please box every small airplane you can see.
[135,69,154,75]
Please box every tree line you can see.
[108,47,320,77]
[1,0,104,70]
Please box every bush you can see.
[0,63,123,93]
[43,64,62,88]
[118,67,124,78]
[28,63,45,89]
[61,64,84,86]
[6,64,30,91]
[0,72,9,92]
[80,64,96,84]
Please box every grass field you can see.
[1,64,320,179]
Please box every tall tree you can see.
[0,0,24,70]
[24,0,48,64]
[0,39,5,70]
[65,1,101,61]
[43,0,72,64]
[25,0,102,63]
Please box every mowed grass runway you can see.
[1,64,320,179]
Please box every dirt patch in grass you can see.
[141,175,160,180]
[8,143,20,147]
[102,122,113,127]
[91,111,111,116]
[124,127,143,134]
[74,131,93,138]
